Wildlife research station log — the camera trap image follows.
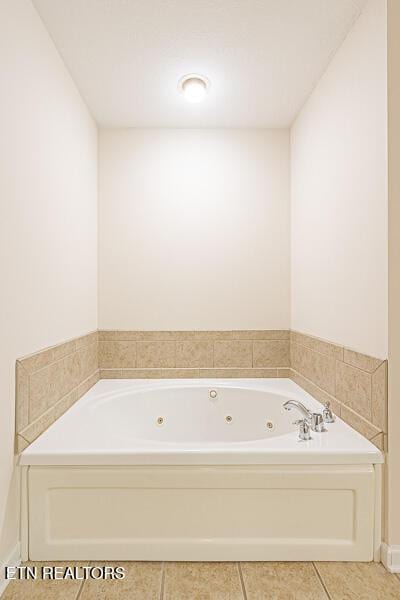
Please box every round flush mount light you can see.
[179,74,209,103]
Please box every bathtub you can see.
[20,378,383,562]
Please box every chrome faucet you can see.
[283,400,326,433]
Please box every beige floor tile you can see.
[315,561,400,600]
[241,562,328,600]
[163,562,243,600]
[80,562,163,599]
[2,562,87,600]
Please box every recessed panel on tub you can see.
[46,487,354,541]
[28,465,375,562]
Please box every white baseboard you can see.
[0,542,21,598]
[381,543,400,573]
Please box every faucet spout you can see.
[283,399,326,433]
[283,400,312,419]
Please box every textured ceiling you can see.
[33,0,367,127]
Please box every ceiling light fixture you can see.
[179,74,209,103]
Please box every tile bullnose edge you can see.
[16,369,99,451]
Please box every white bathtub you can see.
[20,379,384,562]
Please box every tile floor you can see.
[2,561,400,600]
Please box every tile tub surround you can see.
[15,329,388,451]
[16,332,99,453]
[98,330,290,378]
[290,331,388,449]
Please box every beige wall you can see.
[98,129,290,331]
[387,0,400,550]
[0,0,97,569]
[290,0,387,359]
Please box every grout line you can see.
[24,340,98,377]
[312,563,332,600]
[159,561,165,599]
[342,354,385,376]
[237,563,248,600]
[289,368,338,403]
[334,357,337,398]
[291,340,336,362]
[370,432,384,445]
[75,575,86,600]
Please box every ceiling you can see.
[33,0,367,128]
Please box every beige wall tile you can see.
[253,340,290,368]
[21,334,98,425]
[29,359,65,422]
[20,338,77,374]
[335,361,372,418]
[164,562,243,600]
[371,433,385,451]
[372,361,387,431]
[99,366,279,379]
[192,330,290,340]
[15,362,29,431]
[81,342,99,378]
[198,368,278,378]
[176,340,213,368]
[74,331,98,348]
[99,341,136,368]
[21,403,62,445]
[260,330,290,339]
[16,434,29,454]
[289,369,341,417]
[99,330,187,341]
[290,343,335,395]
[21,372,99,446]
[277,368,291,377]
[114,368,200,379]
[63,351,83,394]
[136,341,175,368]
[99,369,124,379]
[19,331,98,375]
[23,386,78,444]
[291,331,343,360]
[315,561,400,600]
[197,330,289,340]
[241,562,328,599]
[99,330,290,342]
[16,329,99,449]
[340,405,381,440]
[214,340,252,368]
[53,387,80,421]
[16,328,388,453]
[75,371,100,399]
[343,348,383,373]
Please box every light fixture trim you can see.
[178,73,210,103]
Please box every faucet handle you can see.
[311,412,327,432]
[293,418,312,441]
[323,401,335,423]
